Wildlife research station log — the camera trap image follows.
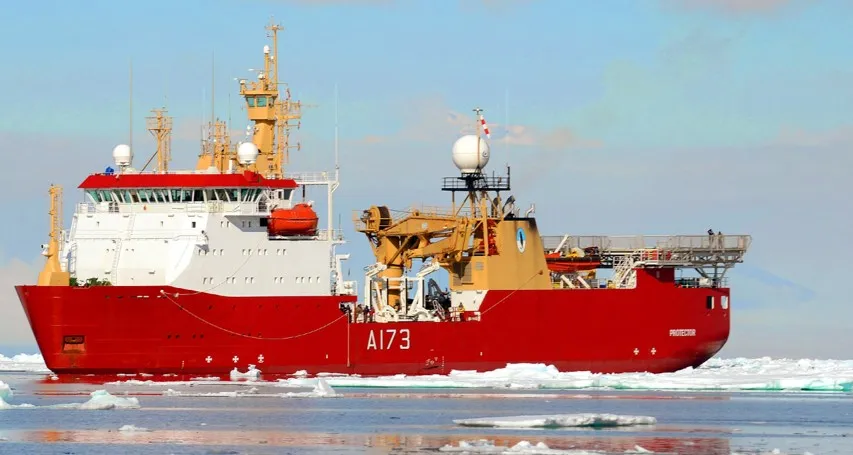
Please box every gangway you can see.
[541,234,751,289]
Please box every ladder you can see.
[125,213,137,240]
[610,254,637,288]
[110,239,122,283]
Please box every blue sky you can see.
[0,0,851,358]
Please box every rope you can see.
[160,290,346,340]
[479,269,544,316]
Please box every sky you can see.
[0,0,850,359]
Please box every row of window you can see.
[86,188,286,204]
[201,276,322,285]
[706,295,730,310]
[246,95,272,108]
[197,248,291,256]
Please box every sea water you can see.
[1,355,851,454]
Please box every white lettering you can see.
[367,331,377,349]
[669,329,696,337]
[366,329,411,350]
[385,328,396,349]
[399,328,410,350]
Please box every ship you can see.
[15,21,751,377]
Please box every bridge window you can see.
[256,96,267,107]
[212,189,228,202]
[247,96,256,108]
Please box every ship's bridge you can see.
[77,170,298,215]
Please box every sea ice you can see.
[0,353,49,373]
[230,364,261,380]
[453,413,656,428]
[118,424,150,432]
[280,378,340,398]
[0,381,11,401]
[0,389,140,410]
[438,439,647,454]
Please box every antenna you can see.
[211,51,215,125]
[505,88,509,165]
[201,87,206,144]
[129,59,133,152]
[334,82,339,170]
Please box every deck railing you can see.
[541,234,751,253]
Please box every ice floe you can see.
[277,358,853,392]
[230,364,261,380]
[160,378,339,398]
[0,381,11,401]
[7,354,853,392]
[439,439,652,454]
[0,389,140,410]
[0,353,50,373]
[118,424,150,432]
[453,413,656,428]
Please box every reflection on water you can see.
[1,429,732,454]
[2,371,851,454]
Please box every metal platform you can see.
[542,234,750,265]
[441,167,511,192]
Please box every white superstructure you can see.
[60,168,356,298]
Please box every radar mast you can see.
[195,19,303,178]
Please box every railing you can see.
[76,202,272,216]
[541,234,752,253]
[675,277,730,288]
[441,174,511,191]
[316,229,345,241]
[284,171,336,185]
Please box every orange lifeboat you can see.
[544,252,601,273]
[267,203,319,236]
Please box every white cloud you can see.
[0,255,39,346]
[662,0,794,14]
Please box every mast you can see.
[222,18,302,178]
[37,185,70,286]
[129,60,133,153]
[147,108,173,173]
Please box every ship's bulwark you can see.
[15,271,730,377]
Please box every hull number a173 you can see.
[367,328,411,350]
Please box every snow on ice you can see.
[6,353,853,392]
[118,424,151,432]
[0,353,50,373]
[160,378,339,398]
[0,389,140,410]
[439,439,654,454]
[277,358,853,392]
[229,364,261,380]
[453,413,656,428]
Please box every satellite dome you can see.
[237,142,259,165]
[112,144,132,167]
[452,134,490,173]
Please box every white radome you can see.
[452,134,490,173]
[237,142,260,165]
[112,144,132,167]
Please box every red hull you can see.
[15,270,730,376]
